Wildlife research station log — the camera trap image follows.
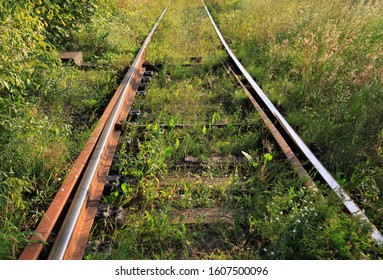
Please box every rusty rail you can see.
[201,0,383,243]
[19,0,381,261]
[19,0,172,260]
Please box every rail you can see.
[19,0,172,260]
[19,0,382,260]
[201,0,383,244]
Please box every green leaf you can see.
[2,81,9,90]
[168,117,175,128]
[107,190,119,204]
[121,182,128,193]
[202,125,207,135]
[264,153,273,162]
[175,138,180,149]
[89,99,98,106]
[162,146,174,160]
[211,112,221,125]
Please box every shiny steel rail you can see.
[202,0,383,243]
[48,1,172,260]
[19,0,172,260]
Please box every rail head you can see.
[47,0,173,260]
[201,0,383,244]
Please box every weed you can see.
[207,0,383,246]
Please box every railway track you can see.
[19,0,383,260]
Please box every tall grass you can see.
[206,0,383,229]
[65,0,169,68]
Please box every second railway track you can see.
[20,0,383,260]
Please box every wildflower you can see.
[297,219,301,223]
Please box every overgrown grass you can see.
[206,0,383,235]
[64,0,169,69]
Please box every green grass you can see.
[86,0,383,260]
[206,0,383,239]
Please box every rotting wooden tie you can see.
[160,176,233,188]
[171,208,236,224]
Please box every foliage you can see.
[65,0,169,68]
[0,1,53,96]
[206,0,383,239]
[0,0,114,95]
[112,210,188,259]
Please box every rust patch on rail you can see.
[19,57,146,261]
[63,65,146,259]
[19,73,132,259]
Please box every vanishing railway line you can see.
[19,0,383,260]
